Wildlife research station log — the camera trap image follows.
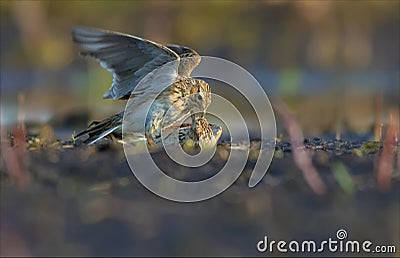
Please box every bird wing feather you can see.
[72,26,181,99]
[165,44,201,77]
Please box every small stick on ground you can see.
[274,99,327,196]
[377,109,399,192]
[0,93,30,188]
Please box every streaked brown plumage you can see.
[75,78,211,145]
[179,117,222,149]
[72,26,212,145]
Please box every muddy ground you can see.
[1,134,399,256]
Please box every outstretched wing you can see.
[165,44,201,77]
[72,26,181,99]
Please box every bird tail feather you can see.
[74,112,123,144]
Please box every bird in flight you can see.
[72,26,215,146]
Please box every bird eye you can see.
[197,94,203,100]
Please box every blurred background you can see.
[1,0,399,138]
[1,1,399,257]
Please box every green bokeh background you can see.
[1,1,398,137]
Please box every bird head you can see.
[187,79,211,114]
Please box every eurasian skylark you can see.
[72,27,214,145]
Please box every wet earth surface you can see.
[1,132,399,256]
